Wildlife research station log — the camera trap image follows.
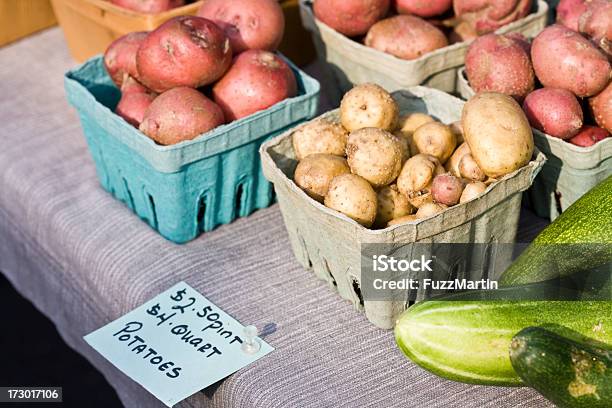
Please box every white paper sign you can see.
[84,282,273,407]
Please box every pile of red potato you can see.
[313,0,536,59]
[465,0,611,147]
[292,84,534,228]
[104,0,295,145]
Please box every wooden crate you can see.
[52,0,315,65]
[0,0,57,47]
[50,0,203,62]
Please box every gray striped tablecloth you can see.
[0,28,551,408]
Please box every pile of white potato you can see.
[292,84,534,228]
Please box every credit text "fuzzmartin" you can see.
[372,279,498,290]
[424,279,498,290]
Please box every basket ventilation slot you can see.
[322,258,337,287]
[269,187,277,203]
[147,193,158,229]
[122,178,135,210]
[197,194,208,232]
[235,183,245,217]
[351,277,364,307]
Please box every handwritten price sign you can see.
[84,282,273,407]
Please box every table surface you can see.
[0,28,552,408]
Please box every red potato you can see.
[579,0,612,57]
[522,88,584,140]
[139,87,225,145]
[431,174,464,206]
[465,33,534,101]
[136,16,232,93]
[589,82,612,134]
[505,32,531,54]
[104,31,148,87]
[531,25,611,98]
[115,76,156,127]
[313,0,390,37]
[119,75,150,94]
[394,0,452,17]
[197,0,284,54]
[365,15,448,60]
[212,50,297,121]
[448,21,479,43]
[453,0,532,35]
[116,93,156,128]
[556,0,588,32]
[568,126,610,147]
[110,0,184,14]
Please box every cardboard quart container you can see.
[51,0,203,62]
[457,68,612,220]
[260,87,546,329]
[51,0,315,65]
[64,55,320,243]
[299,0,548,105]
[277,0,316,66]
[0,0,57,47]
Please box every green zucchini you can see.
[500,175,612,286]
[510,326,611,407]
[394,299,611,386]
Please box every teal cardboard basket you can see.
[65,55,320,243]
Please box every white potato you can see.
[346,127,403,187]
[446,142,471,177]
[294,154,350,202]
[396,154,445,207]
[462,92,534,178]
[459,153,486,181]
[395,112,435,156]
[375,184,413,227]
[459,181,487,203]
[415,202,447,219]
[324,174,377,227]
[387,214,418,227]
[292,118,348,160]
[340,83,399,132]
[412,121,457,164]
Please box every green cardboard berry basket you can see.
[64,55,320,243]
